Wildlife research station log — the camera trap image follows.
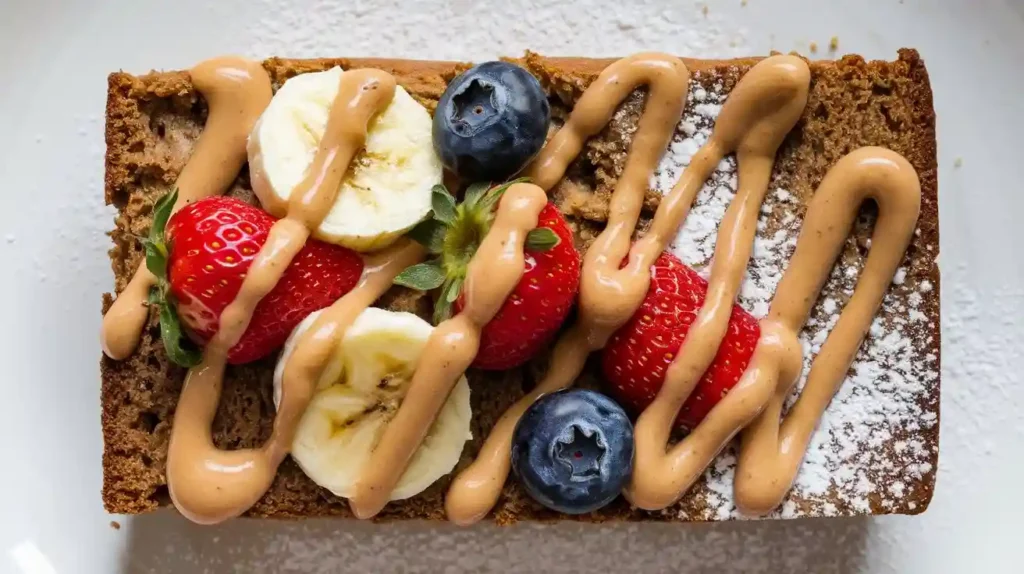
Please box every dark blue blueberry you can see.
[511,389,634,514]
[433,61,550,181]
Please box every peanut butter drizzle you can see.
[733,147,920,515]
[348,183,549,519]
[101,57,272,360]
[447,54,815,524]
[167,69,397,524]
[626,56,814,510]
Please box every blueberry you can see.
[433,61,550,181]
[511,389,634,514]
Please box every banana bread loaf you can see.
[101,49,938,523]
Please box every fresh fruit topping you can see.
[601,252,761,429]
[395,182,580,370]
[433,62,550,181]
[511,389,634,515]
[248,67,442,252]
[143,191,364,367]
[275,308,472,500]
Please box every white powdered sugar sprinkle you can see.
[648,75,939,519]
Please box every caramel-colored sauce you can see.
[348,182,550,519]
[733,147,920,515]
[625,56,813,510]
[448,53,815,523]
[446,52,693,524]
[101,57,272,360]
[167,240,417,523]
[167,69,397,524]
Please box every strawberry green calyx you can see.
[394,179,559,324]
[142,189,202,367]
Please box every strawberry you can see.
[142,190,364,366]
[394,181,580,370]
[601,251,760,429]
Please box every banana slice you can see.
[274,308,472,501]
[249,67,441,252]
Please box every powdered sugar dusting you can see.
[651,75,938,519]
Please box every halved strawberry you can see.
[601,251,760,429]
[142,191,364,366]
[394,181,580,370]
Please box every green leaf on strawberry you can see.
[399,179,543,322]
[150,188,175,244]
[394,260,446,291]
[430,184,458,225]
[140,189,174,279]
[524,227,560,251]
[405,219,446,254]
[462,181,491,208]
[395,178,582,370]
[158,296,203,367]
[143,189,202,368]
[154,195,366,367]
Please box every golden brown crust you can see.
[101,51,938,521]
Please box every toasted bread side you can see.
[101,50,938,522]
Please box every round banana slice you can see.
[274,308,472,501]
[249,67,441,252]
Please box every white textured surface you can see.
[1,0,1023,572]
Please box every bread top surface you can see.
[101,50,938,523]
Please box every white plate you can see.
[2,0,1022,572]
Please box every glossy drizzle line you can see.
[624,150,919,509]
[167,69,397,524]
[447,54,815,524]
[101,57,272,360]
[733,147,920,515]
[348,182,550,519]
[624,57,815,510]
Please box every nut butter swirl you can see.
[625,57,813,510]
[733,147,920,516]
[101,57,272,360]
[348,182,550,519]
[447,54,813,524]
[167,69,397,524]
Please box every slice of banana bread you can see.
[101,50,938,523]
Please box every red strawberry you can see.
[395,181,580,370]
[143,191,363,366]
[601,251,760,429]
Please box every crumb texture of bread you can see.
[101,51,938,522]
